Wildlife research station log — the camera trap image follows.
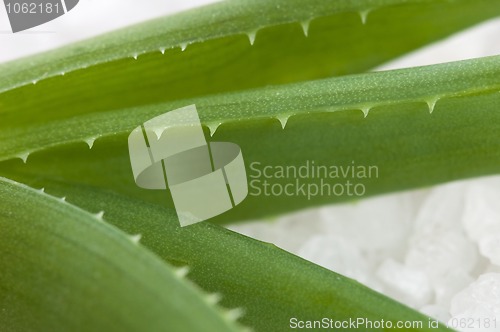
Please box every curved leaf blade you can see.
[1,0,499,123]
[0,175,454,332]
[0,177,243,332]
[1,56,499,224]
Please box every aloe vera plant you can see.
[1,0,500,331]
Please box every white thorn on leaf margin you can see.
[300,20,310,37]
[130,234,142,244]
[225,308,244,321]
[175,266,190,278]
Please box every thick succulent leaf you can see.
[0,177,244,332]
[0,0,499,129]
[0,174,453,332]
[1,55,500,223]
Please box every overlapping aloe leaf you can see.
[0,177,245,332]
[2,55,500,222]
[3,0,499,88]
[0,174,452,332]
[1,0,499,141]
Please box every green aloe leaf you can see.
[0,175,452,332]
[0,177,244,332]
[2,55,500,222]
[1,0,499,146]
[3,0,498,90]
